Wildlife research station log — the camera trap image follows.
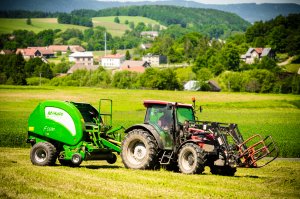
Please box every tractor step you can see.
[159,151,173,165]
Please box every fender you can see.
[125,124,164,149]
[178,139,216,154]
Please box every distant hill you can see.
[0,0,300,23]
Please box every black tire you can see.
[107,153,117,164]
[30,142,57,166]
[210,165,237,176]
[70,153,82,167]
[121,129,158,170]
[178,143,206,174]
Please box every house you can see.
[140,31,159,39]
[142,54,167,66]
[28,47,54,58]
[16,48,41,59]
[120,61,150,73]
[69,52,94,66]
[241,48,275,64]
[67,63,98,74]
[69,45,85,53]
[0,50,13,55]
[48,45,70,54]
[101,54,125,69]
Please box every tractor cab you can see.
[143,100,196,149]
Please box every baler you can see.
[26,99,123,167]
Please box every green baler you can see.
[26,99,124,167]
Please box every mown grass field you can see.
[0,18,88,34]
[0,86,299,157]
[0,148,299,198]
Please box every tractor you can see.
[26,99,123,167]
[121,99,279,175]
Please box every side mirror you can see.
[199,106,203,113]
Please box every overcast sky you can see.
[99,0,300,4]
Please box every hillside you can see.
[0,16,163,37]
[0,0,300,23]
[0,18,87,34]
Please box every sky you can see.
[98,0,300,4]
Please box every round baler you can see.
[27,100,123,167]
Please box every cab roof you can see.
[143,100,193,108]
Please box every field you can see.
[92,16,164,37]
[0,18,88,34]
[0,86,299,157]
[0,148,299,198]
[0,86,300,198]
[0,16,164,37]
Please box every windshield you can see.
[176,107,195,124]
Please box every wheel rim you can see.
[181,151,195,171]
[127,140,147,165]
[72,156,80,164]
[35,148,47,163]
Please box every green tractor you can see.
[121,99,279,175]
[26,99,123,167]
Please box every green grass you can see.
[0,147,299,198]
[283,64,300,73]
[0,18,88,34]
[92,16,165,37]
[0,86,299,157]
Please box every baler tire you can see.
[30,142,57,166]
[210,165,236,176]
[107,153,117,164]
[70,153,82,167]
[121,129,158,170]
[178,143,206,174]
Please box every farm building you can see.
[142,54,167,66]
[69,52,94,66]
[67,63,98,74]
[241,48,275,64]
[101,54,126,69]
[120,61,150,73]
[27,47,54,58]
[16,48,41,59]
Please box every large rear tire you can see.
[121,129,158,170]
[178,143,206,174]
[30,142,57,166]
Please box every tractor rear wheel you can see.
[210,165,236,176]
[121,129,158,170]
[178,143,206,174]
[30,142,57,166]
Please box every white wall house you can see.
[101,54,125,69]
[69,52,93,66]
[142,54,167,66]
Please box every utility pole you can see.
[104,32,107,56]
[39,73,41,86]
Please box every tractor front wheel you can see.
[30,142,57,166]
[178,143,206,174]
[121,129,158,170]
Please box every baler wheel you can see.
[107,153,117,164]
[30,142,57,166]
[70,153,82,167]
[121,129,158,169]
[178,143,206,174]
